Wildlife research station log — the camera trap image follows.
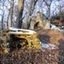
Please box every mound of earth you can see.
[0,29,64,64]
[36,29,64,46]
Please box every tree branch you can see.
[34,0,38,5]
[43,0,52,7]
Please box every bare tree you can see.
[1,11,4,30]
[8,0,14,28]
[22,0,38,29]
[16,0,24,28]
[43,0,53,19]
[28,0,38,16]
[0,0,6,30]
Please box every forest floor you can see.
[36,29,64,45]
[0,29,64,64]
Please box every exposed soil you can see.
[0,29,64,64]
[36,29,64,46]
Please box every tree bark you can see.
[8,0,14,28]
[43,0,53,29]
[1,12,4,30]
[22,0,37,29]
[29,0,36,15]
[16,0,24,28]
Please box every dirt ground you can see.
[36,29,64,45]
[0,29,64,64]
[37,29,64,64]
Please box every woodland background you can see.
[0,0,64,31]
[0,0,64,64]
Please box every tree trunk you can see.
[16,0,24,28]
[29,0,36,15]
[1,1,5,30]
[47,6,50,19]
[1,12,4,30]
[43,0,53,29]
[22,0,36,29]
[8,0,14,28]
